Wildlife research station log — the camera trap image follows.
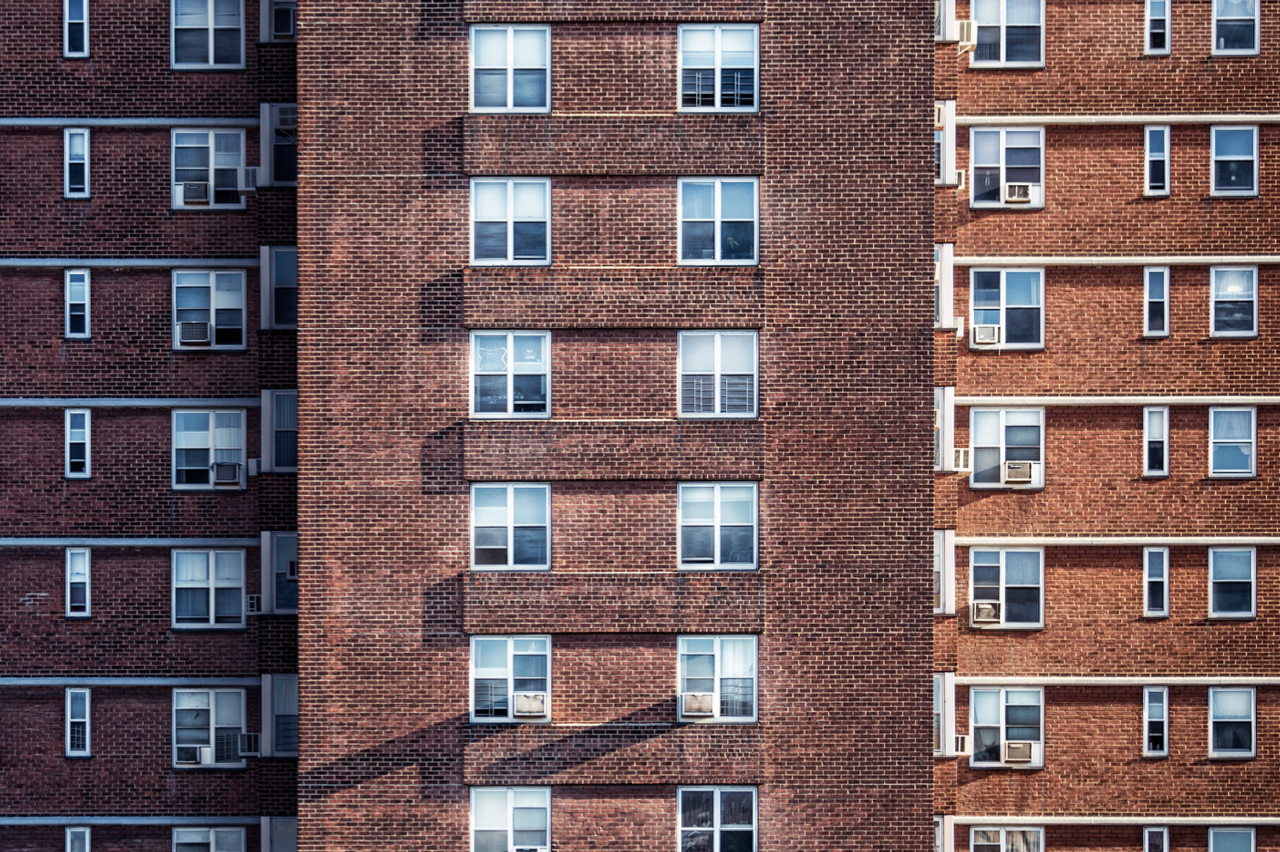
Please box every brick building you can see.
[933,4,1280,852]
[0,2,299,851]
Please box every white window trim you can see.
[469,635,552,724]
[170,0,246,70]
[1208,546,1256,619]
[171,408,248,490]
[64,0,88,57]
[676,787,759,852]
[261,531,298,615]
[1145,827,1170,852]
[677,25,760,114]
[171,689,246,768]
[971,827,1045,852]
[65,268,91,339]
[968,407,1046,490]
[470,483,552,571]
[968,547,1045,629]
[1145,126,1170,196]
[936,387,956,472]
[935,671,957,756]
[935,529,956,614]
[936,244,956,328]
[66,827,91,852]
[1208,687,1256,759]
[64,128,89,199]
[1209,266,1258,338]
[968,268,1045,351]
[1212,3,1259,56]
[677,482,759,570]
[170,128,247,210]
[260,246,298,331]
[172,269,248,351]
[677,176,760,266]
[677,634,759,723]
[1144,686,1169,758]
[969,127,1045,209]
[171,549,247,629]
[1208,406,1256,479]
[469,330,552,420]
[261,389,298,473]
[65,408,91,479]
[172,828,245,852]
[66,547,91,618]
[1144,546,1170,618]
[260,818,297,852]
[258,104,298,187]
[1210,126,1259,197]
[968,687,1045,768]
[261,673,299,757]
[469,177,551,266]
[66,687,91,757]
[937,101,957,185]
[1145,0,1170,55]
[1144,406,1170,477]
[469,25,552,114]
[677,330,759,419]
[469,787,551,852]
[1144,266,1170,338]
[967,1,1046,68]
[259,0,296,42]
[936,0,957,41]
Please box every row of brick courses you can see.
[256,44,299,105]
[462,0,764,22]
[256,189,300,248]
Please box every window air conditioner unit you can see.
[178,746,215,764]
[954,734,972,756]
[238,167,258,195]
[238,733,260,757]
[971,600,1001,625]
[1003,741,1035,763]
[513,692,547,717]
[274,8,296,39]
[179,321,212,345]
[213,462,242,485]
[934,104,946,129]
[514,847,548,852]
[1003,182,1033,203]
[246,594,262,615]
[1002,461,1036,485]
[973,325,1000,345]
[681,692,715,717]
[287,560,299,580]
[956,20,976,53]
[953,448,972,472]
[181,181,210,205]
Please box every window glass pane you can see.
[972,131,1002,164]
[475,182,507,219]
[475,639,508,670]
[1009,831,1041,852]
[719,334,755,372]
[1214,833,1253,852]
[473,790,508,826]
[681,790,714,828]
[1216,129,1254,158]
[176,0,209,25]
[972,689,1000,724]
[682,28,715,66]
[474,70,507,108]
[719,487,754,524]
[1215,269,1255,299]
[1213,410,1252,440]
[473,487,509,526]
[720,181,755,219]
[683,182,715,219]
[213,0,240,26]
[474,29,507,66]
[512,70,546,107]
[512,29,546,66]
[1004,272,1040,305]
[512,487,546,525]
[511,335,545,370]
[214,552,242,583]
[681,486,715,521]
[1213,551,1251,580]
[682,334,715,373]
[1147,410,1165,440]
[512,182,545,219]
[512,223,546,259]
[721,28,755,66]
[720,638,755,677]
[474,335,508,372]
[1004,551,1040,585]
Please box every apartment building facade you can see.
[934,4,1280,852]
[0,2,299,851]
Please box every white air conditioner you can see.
[179,321,212,345]
[934,104,946,129]
[246,594,262,615]
[956,20,976,53]
[238,733,261,757]
[1003,182,1033,203]
[954,734,972,756]
[681,692,715,717]
[213,462,242,485]
[238,167,258,195]
[287,560,299,580]
[953,448,972,472]
[181,181,210,205]
[973,325,1000,345]
[971,600,1001,625]
[513,692,547,717]
[1002,460,1037,485]
[1003,741,1035,763]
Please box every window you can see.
[679,25,758,112]
[678,635,757,722]
[173,270,246,350]
[171,0,243,68]
[970,269,1043,349]
[261,0,295,41]
[471,636,551,723]
[678,482,758,569]
[173,828,244,852]
[261,531,298,614]
[172,549,245,628]
[936,387,956,472]
[1213,0,1258,54]
[65,128,89,198]
[679,331,758,418]
[261,390,297,472]
[1146,0,1169,54]
[64,0,88,56]
[936,101,956,184]
[260,104,297,185]
[470,178,550,265]
[934,672,956,755]
[1146,828,1170,852]
[263,819,297,852]
[1144,686,1168,757]
[172,409,246,489]
[171,129,246,209]
[936,0,956,39]
[66,547,91,617]
[1211,830,1256,852]
[1211,127,1258,196]
[263,674,298,756]
[1209,547,1255,618]
[470,26,550,112]
[1209,687,1255,757]
[262,246,298,330]
[66,828,90,852]
[972,828,1043,852]
[971,0,1044,66]
[471,787,550,852]
[1145,126,1169,195]
[65,269,90,339]
[471,483,550,570]
[679,177,759,265]
[970,408,1044,488]
[970,548,1043,628]
[972,128,1044,208]
[172,689,245,767]
[1209,407,1255,478]
[678,788,758,852]
[1211,267,1257,337]
[66,688,90,757]
[935,244,955,327]
[1144,547,1170,618]
[1144,267,1169,337]
[1144,407,1169,477]
[934,530,955,614]
[470,331,550,418]
[970,687,1043,767]
[65,409,90,479]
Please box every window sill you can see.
[1208,333,1258,339]
[1142,333,1169,339]
[678,108,760,115]
[969,203,1045,212]
[968,762,1044,770]
[470,566,551,572]
[65,754,93,759]
[65,614,92,620]
[968,484,1045,492]
[470,413,553,420]
[1210,51,1260,58]
[173,347,249,353]
[971,624,1045,631]
[170,64,247,72]
[966,63,1046,71]
[1207,614,1256,621]
[470,260,552,268]
[1207,473,1256,480]
[171,626,248,632]
[1207,753,1256,761]
[172,764,248,771]
[1143,613,1170,620]
[677,260,760,267]
[1142,191,1170,198]
[1142,753,1169,760]
[1142,472,1170,479]
[470,718,553,726]
[171,206,248,212]
[470,108,553,115]
[968,344,1045,352]
[64,195,91,201]
[171,487,248,493]
[679,718,758,725]
[1208,192,1259,199]
[679,565,759,572]
[677,414,759,421]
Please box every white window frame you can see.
[259,0,295,42]
[677,634,758,723]
[1144,266,1170,338]
[935,244,956,328]
[1144,686,1169,757]
[171,549,246,629]
[969,547,1045,629]
[971,828,1045,852]
[260,246,298,330]
[1211,830,1256,852]
[470,483,551,571]
[1144,406,1170,477]
[261,673,298,757]
[677,177,760,266]
[1209,688,1256,758]
[1209,546,1256,619]
[66,827,91,852]
[260,531,298,615]
[1145,0,1170,54]
[65,408,91,479]
[1145,827,1170,852]
[967,0,1046,68]
[66,687,91,757]
[677,482,759,570]
[172,828,245,852]
[1210,126,1259,197]
[1208,407,1256,478]
[66,547,91,618]
[936,387,956,471]
[969,687,1045,768]
[935,529,956,615]
[64,0,88,57]
[1210,266,1258,338]
[171,128,247,210]
[470,787,551,852]
[172,269,247,351]
[934,672,956,756]
[676,787,759,852]
[258,104,297,187]
[936,101,957,185]
[171,689,246,768]
[65,268,90,339]
[469,635,552,724]
[936,0,957,40]
[677,330,759,419]
[170,0,245,69]
[677,25,760,114]
[1145,126,1169,196]
[261,390,298,473]
[1212,1,1259,56]
[470,25,551,114]
[470,177,551,266]
[968,408,1045,489]
[969,268,1044,350]
[172,409,248,490]
[1144,546,1170,618]
[469,330,551,419]
[970,127,1045,209]
[64,128,89,199]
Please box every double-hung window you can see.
[471,483,550,570]
[936,387,956,471]
[260,104,297,185]
[971,128,1044,208]
[678,482,758,569]
[970,268,1043,349]
[1210,267,1257,337]
[935,530,956,614]
[171,0,244,69]
[934,672,956,755]
[262,531,298,613]
[1213,0,1258,55]
[263,674,298,756]
[65,129,89,198]
[471,178,550,265]
[1209,688,1255,757]
[970,548,1043,628]
[1144,547,1169,617]
[1144,407,1169,477]
[172,409,247,489]
[65,409,90,479]
[174,829,244,852]
[972,828,1043,852]
[471,26,550,112]
[65,269,90,339]
[172,129,246,209]
[678,788,758,852]
[471,788,550,852]
[971,0,1044,66]
[471,331,550,418]
[1144,686,1168,757]
[936,101,956,184]
[936,0,957,40]
[1144,267,1169,337]
[471,636,551,723]
[173,270,245,349]
[1211,127,1258,197]
[970,408,1044,488]
[1146,0,1169,54]
[678,635,757,722]
[173,689,245,767]
[1209,407,1255,478]
[66,828,91,852]
[66,548,91,617]
[261,390,298,472]
[970,687,1043,767]
[1209,547,1255,618]
[1145,126,1169,195]
[262,247,298,330]
[65,0,88,57]
[66,688,90,757]
[679,177,759,265]
[262,0,295,41]
[678,331,758,418]
[1146,828,1170,852]
[935,244,955,327]
[173,549,245,628]
[1212,830,1256,852]
[678,25,758,112]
